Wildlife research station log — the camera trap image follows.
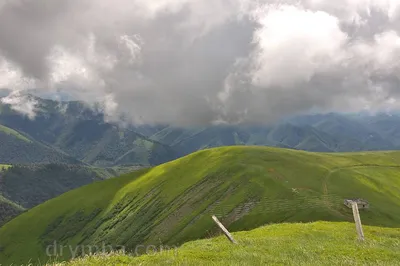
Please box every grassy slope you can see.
[59,222,400,266]
[0,124,31,142]
[1,146,400,265]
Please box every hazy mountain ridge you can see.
[1,97,400,166]
[149,113,400,155]
[0,97,180,166]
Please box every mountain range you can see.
[1,96,400,167]
[148,113,400,155]
[0,97,180,167]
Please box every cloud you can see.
[250,5,348,87]
[1,0,400,125]
[1,91,38,119]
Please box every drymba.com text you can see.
[46,241,178,259]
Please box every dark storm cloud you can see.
[1,0,400,124]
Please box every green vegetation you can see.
[1,146,400,265]
[57,222,400,266]
[0,124,31,142]
[0,164,11,170]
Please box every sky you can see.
[1,0,400,124]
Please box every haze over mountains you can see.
[1,96,400,167]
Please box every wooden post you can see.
[212,215,237,244]
[351,201,365,241]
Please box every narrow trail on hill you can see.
[322,164,400,196]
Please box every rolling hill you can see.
[1,146,400,265]
[59,222,400,266]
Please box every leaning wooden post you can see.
[211,215,237,244]
[351,201,365,241]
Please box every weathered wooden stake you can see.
[351,201,365,241]
[211,215,237,244]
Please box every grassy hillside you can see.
[0,124,31,142]
[58,222,400,266]
[1,146,400,264]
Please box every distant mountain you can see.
[0,98,180,167]
[151,126,251,155]
[150,113,400,155]
[0,124,80,164]
[2,96,400,166]
[360,113,400,147]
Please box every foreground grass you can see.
[56,222,400,266]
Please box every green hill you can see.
[1,146,400,264]
[59,222,400,266]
